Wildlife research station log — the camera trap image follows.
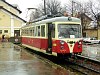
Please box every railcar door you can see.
[46,23,53,54]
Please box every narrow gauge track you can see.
[20,46,100,75]
[67,55,100,75]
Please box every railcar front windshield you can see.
[58,24,81,39]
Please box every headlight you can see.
[78,41,82,44]
[60,46,64,50]
[60,40,65,45]
[78,40,82,44]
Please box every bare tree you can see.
[45,0,62,16]
[64,0,100,23]
[29,10,40,22]
[65,0,83,16]
[97,0,100,3]
[28,5,44,22]
[84,0,100,27]
[30,0,63,20]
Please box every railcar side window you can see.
[27,29,29,36]
[29,28,32,36]
[32,27,35,36]
[52,24,55,38]
[21,29,23,36]
[25,29,27,36]
[41,25,45,37]
[23,29,24,35]
[38,26,40,36]
[35,27,37,36]
[35,26,40,36]
[24,29,26,36]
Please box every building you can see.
[81,13,96,38]
[0,0,26,42]
[82,13,100,39]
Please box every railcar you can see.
[21,16,82,57]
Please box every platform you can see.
[0,42,74,75]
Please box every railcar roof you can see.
[22,16,81,28]
[34,16,81,24]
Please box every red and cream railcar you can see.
[21,16,82,57]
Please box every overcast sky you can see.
[6,0,89,20]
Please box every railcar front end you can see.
[52,23,82,56]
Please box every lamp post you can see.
[71,0,76,17]
[27,8,37,11]
[26,8,37,23]
[97,14,100,39]
[71,0,84,36]
[72,0,74,17]
[43,0,46,15]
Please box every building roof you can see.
[0,6,26,23]
[82,13,93,21]
[1,0,22,13]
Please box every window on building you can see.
[41,25,45,37]
[4,30,8,33]
[0,30,2,34]
[83,32,86,37]
[14,30,20,37]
